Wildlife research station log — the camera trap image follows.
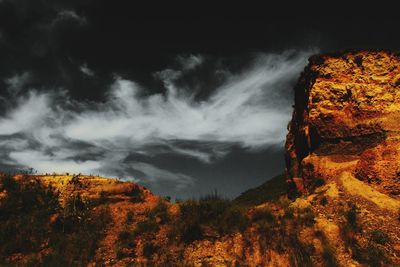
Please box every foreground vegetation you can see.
[0,173,395,266]
[0,174,111,266]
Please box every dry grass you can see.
[340,171,400,212]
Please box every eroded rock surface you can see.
[285,50,400,266]
[286,50,400,198]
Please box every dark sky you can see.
[0,1,399,199]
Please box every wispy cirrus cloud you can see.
[0,50,315,193]
[52,10,87,26]
[79,63,95,77]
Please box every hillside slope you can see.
[234,174,286,206]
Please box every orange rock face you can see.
[285,50,400,198]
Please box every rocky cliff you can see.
[285,50,400,265]
[286,50,400,197]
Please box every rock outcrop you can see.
[285,50,400,266]
[286,50,400,198]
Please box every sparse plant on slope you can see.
[48,193,112,266]
[369,230,389,245]
[132,218,159,239]
[172,192,250,244]
[147,199,170,224]
[0,175,60,260]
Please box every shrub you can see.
[174,194,247,243]
[133,218,159,238]
[143,242,158,258]
[0,176,60,258]
[288,233,314,267]
[180,223,203,244]
[370,230,389,245]
[299,207,316,226]
[68,176,82,187]
[126,211,134,224]
[0,175,111,266]
[116,228,135,259]
[311,178,325,190]
[126,186,144,202]
[148,200,169,223]
[118,230,132,242]
[42,252,69,266]
[352,243,390,267]
[320,234,338,267]
[219,206,249,234]
[98,190,107,204]
[252,207,275,223]
[49,196,111,266]
[340,224,357,250]
[320,196,328,206]
[345,203,359,230]
[168,192,252,245]
[257,220,276,251]
[283,207,295,220]
[116,248,125,260]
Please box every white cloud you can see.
[4,72,31,95]
[0,50,316,191]
[65,50,310,148]
[177,54,204,70]
[52,10,87,26]
[0,91,50,135]
[131,162,194,191]
[79,63,95,76]
[9,150,101,175]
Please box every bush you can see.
[345,203,359,230]
[116,228,135,259]
[68,176,82,188]
[133,218,159,238]
[252,207,275,223]
[148,200,169,223]
[172,193,251,243]
[320,233,338,267]
[370,230,389,245]
[257,220,276,251]
[320,196,328,206]
[283,207,295,220]
[98,190,107,204]
[143,242,158,258]
[126,186,144,202]
[176,193,250,241]
[299,207,316,226]
[49,196,111,266]
[0,175,111,266]
[288,233,314,267]
[0,175,60,257]
[219,206,249,234]
[311,178,325,190]
[352,243,390,267]
[118,230,132,242]
[181,223,203,244]
[340,224,356,249]
[126,211,134,224]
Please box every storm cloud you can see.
[0,50,314,194]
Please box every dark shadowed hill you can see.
[234,174,286,206]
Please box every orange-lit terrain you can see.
[1,50,400,266]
